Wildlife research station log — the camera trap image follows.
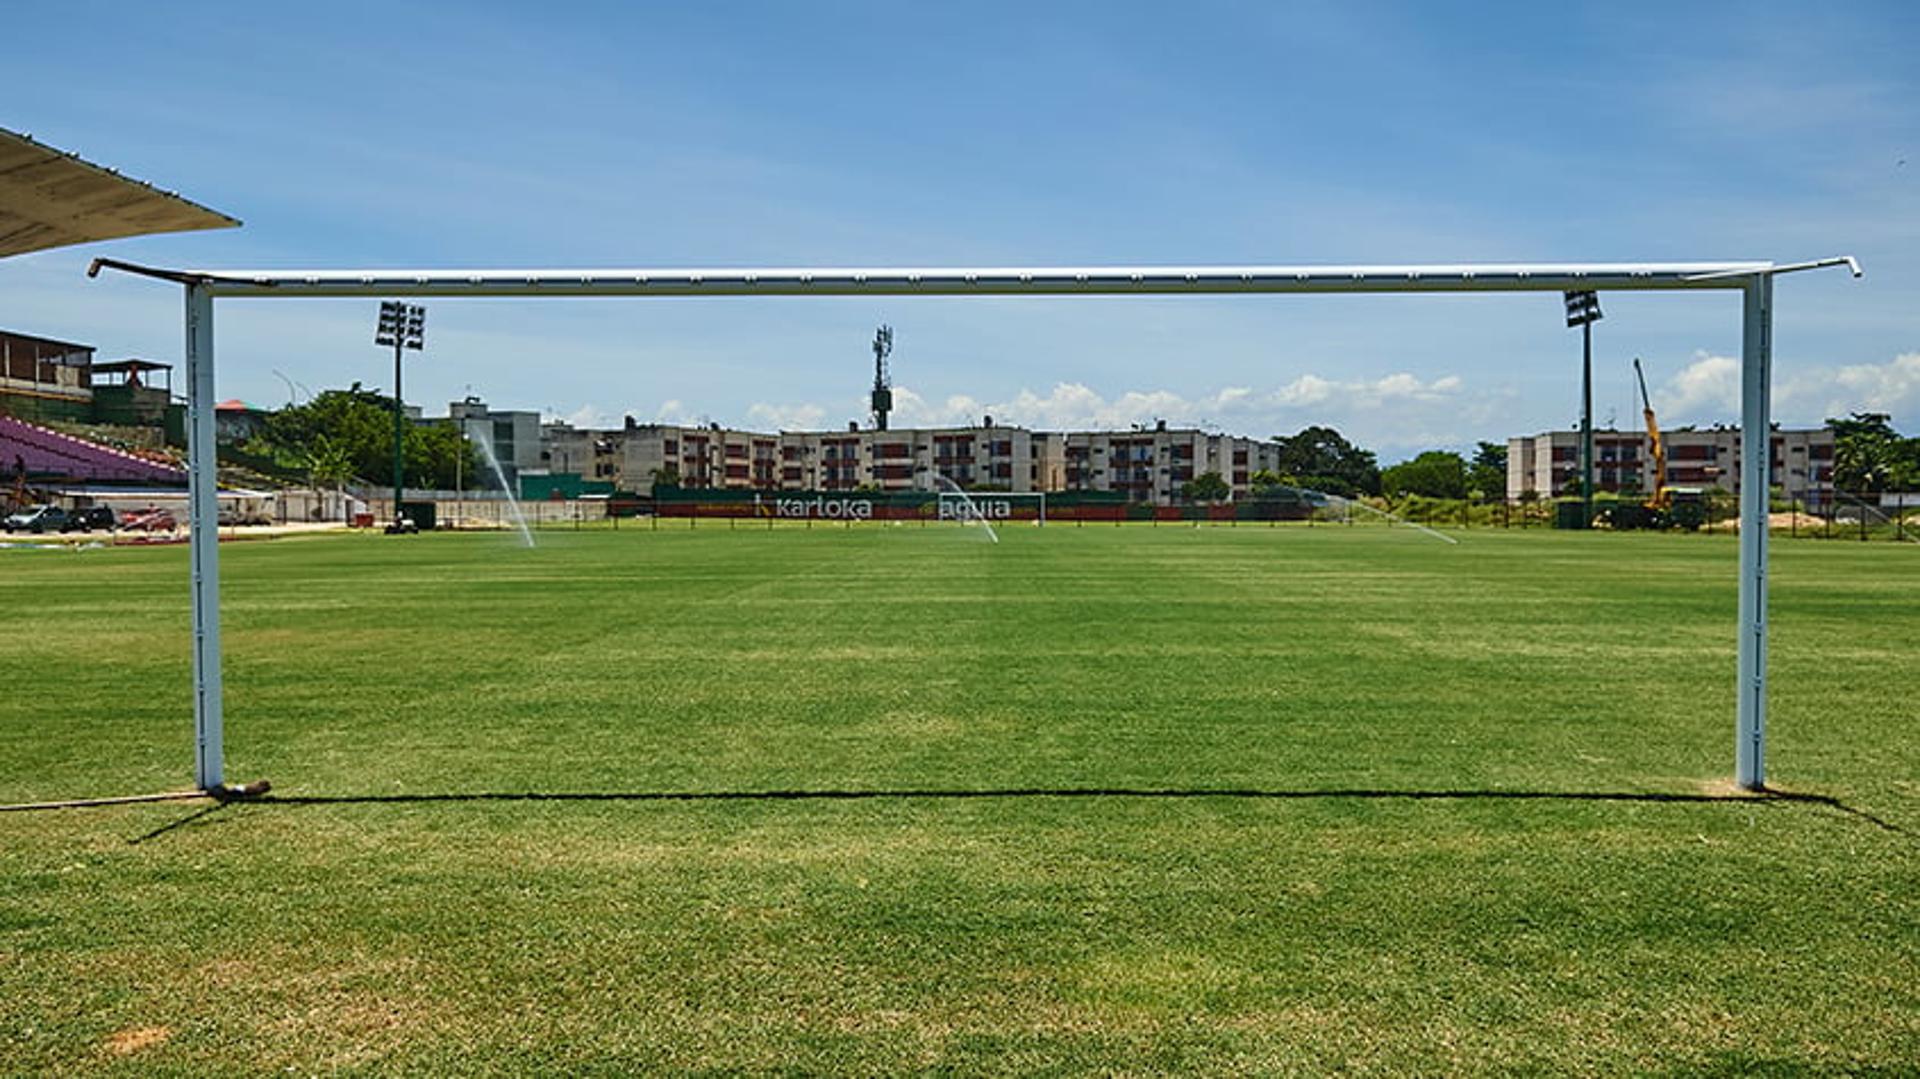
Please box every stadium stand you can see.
[1,412,185,484]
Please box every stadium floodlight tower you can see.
[86,253,1860,795]
[375,301,426,528]
[871,324,893,431]
[1564,289,1602,528]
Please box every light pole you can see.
[454,427,466,529]
[1564,290,1602,528]
[375,301,425,528]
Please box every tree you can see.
[1828,412,1919,493]
[290,433,357,523]
[1270,426,1380,496]
[250,387,475,491]
[1181,471,1231,503]
[1466,440,1508,500]
[647,465,681,491]
[1381,451,1468,499]
[302,433,354,503]
[1248,468,1286,494]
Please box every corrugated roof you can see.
[0,128,239,258]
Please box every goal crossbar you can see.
[88,255,1863,792]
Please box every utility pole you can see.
[375,301,426,529]
[1564,290,1602,527]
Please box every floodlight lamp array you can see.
[375,300,427,349]
[1563,289,1602,327]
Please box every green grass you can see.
[2,523,1916,1073]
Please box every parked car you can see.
[65,506,117,533]
[216,507,272,527]
[3,505,70,533]
[119,507,177,532]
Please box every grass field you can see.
[2,522,1917,1073]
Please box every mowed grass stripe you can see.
[1,525,1915,1072]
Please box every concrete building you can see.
[1507,425,1837,509]
[92,359,176,430]
[795,419,1042,493]
[2,330,190,443]
[539,421,621,487]
[599,415,1280,505]
[1,328,96,424]
[616,422,778,491]
[448,396,542,488]
[1054,423,1284,503]
[214,398,270,444]
[609,420,1031,494]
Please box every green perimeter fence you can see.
[371,486,1918,542]
[618,487,1920,541]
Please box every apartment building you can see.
[1053,423,1284,504]
[795,421,1043,492]
[588,417,1286,504]
[614,420,1036,494]
[1507,425,1837,507]
[539,421,621,486]
[618,423,781,490]
[448,397,543,488]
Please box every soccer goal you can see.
[88,254,1860,793]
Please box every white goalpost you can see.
[87,255,1862,793]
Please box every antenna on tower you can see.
[870,324,894,431]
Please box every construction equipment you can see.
[1633,357,1670,511]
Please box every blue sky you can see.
[4,1,1915,458]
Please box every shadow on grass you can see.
[127,801,230,844]
[244,786,1907,835]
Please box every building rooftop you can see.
[0,327,93,355]
[92,358,172,375]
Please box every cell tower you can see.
[870,324,894,431]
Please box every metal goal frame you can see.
[89,255,1861,792]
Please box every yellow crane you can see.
[1633,357,1669,510]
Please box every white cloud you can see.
[560,405,615,429]
[486,349,1920,461]
[1274,375,1334,406]
[738,372,1494,456]
[746,401,829,430]
[1656,353,1742,419]
[1659,351,1920,426]
[651,399,706,426]
[1781,352,1920,421]
[559,397,835,431]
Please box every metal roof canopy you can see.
[90,255,1862,794]
[0,128,239,258]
